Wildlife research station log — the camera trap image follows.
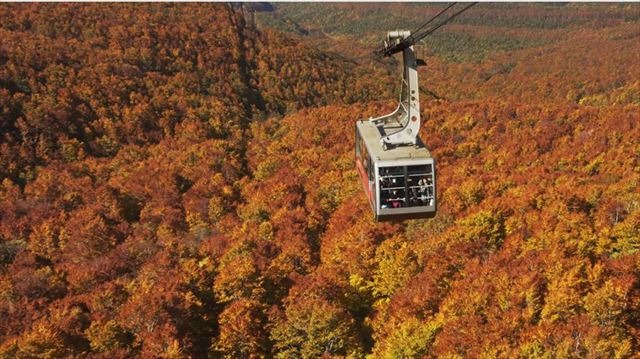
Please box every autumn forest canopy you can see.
[0,3,639,358]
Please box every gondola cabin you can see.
[356,30,438,221]
[356,120,436,221]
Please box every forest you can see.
[0,3,638,358]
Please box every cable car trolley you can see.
[355,4,476,221]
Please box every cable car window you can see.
[407,164,432,174]
[406,165,434,207]
[358,137,370,180]
[379,166,406,209]
[378,165,435,210]
[381,166,404,176]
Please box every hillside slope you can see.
[0,3,393,357]
[240,100,638,357]
[258,3,640,106]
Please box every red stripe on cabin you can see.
[355,157,374,206]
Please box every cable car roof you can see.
[357,120,432,163]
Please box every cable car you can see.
[355,30,436,221]
[354,5,478,220]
